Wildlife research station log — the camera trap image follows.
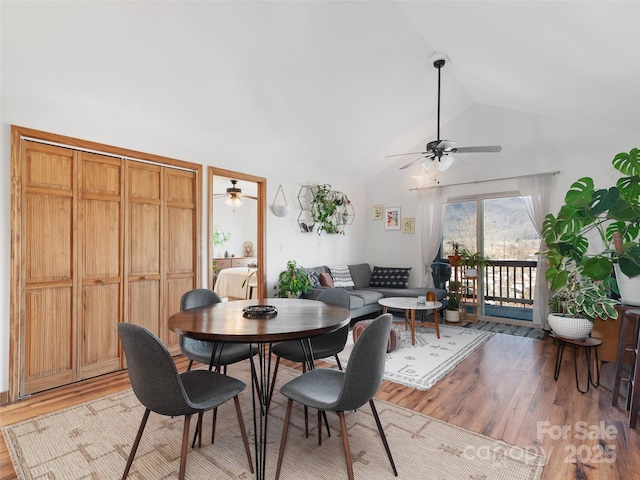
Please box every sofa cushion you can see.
[307,271,320,286]
[349,289,384,306]
[328,265,355,288]
[349,263,372,288]
[369,266,411,288]
[319,272,334,287]
[348,294,365,310]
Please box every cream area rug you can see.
[3,364,545,480]
[331,324,495,391]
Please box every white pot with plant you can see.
[547,269,619,340]
[212,228,230,258]
[445,280,462,323]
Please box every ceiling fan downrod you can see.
[434,58,445,150]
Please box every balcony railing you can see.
[483,260,537,308]
[450,260,538,319]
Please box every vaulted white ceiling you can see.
[2,1,639,179]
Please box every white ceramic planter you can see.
[548,313,593,340]
[446,309,461,323]
[615,265,640,307]
[465,268,479,278]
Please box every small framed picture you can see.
[402,217,415,234]
[372,204,383,220]
[385,206,401,230]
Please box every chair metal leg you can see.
[335,354,343,371]
[211,407,218,444]
[196,412,204,448]
[275,399,294,480]
[186,360,194,372]
[234,395,254,473]
[122,408,150,480]
[179,414,192,480]
[337,411,355,480]
[369,399,398,476]
[267,356,281,412]
[318,409,322,446]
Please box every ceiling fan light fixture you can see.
[225,193,243,207]
[438,155,455,171]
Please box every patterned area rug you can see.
[2,364,545,480]
[462,320,548,340]
[331,324,494,391]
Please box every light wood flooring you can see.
[1,331,639,480]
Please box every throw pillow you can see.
[369,266,411,288]
[307,271,320,286]
[328,265,355,288]
[319,272,334,287]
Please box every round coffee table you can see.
[378,297,442,345]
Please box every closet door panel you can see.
[20,140,77,396]
[23,287,74,393]
[126,163,162,337]
[163,169,196,348]
[25,194,73,281]
[79,153,123,379]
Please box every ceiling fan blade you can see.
[399,154,434,170]
[454,145,502,153]
[386,151,427,158]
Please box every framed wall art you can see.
[402,217,415,234]
[372,204,383,220]
[384,206,401,230]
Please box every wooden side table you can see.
[551,333,602,394]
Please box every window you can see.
[442,193,540,321]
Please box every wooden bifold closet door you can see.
[13,129,200,399]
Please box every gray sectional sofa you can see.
[303,263,447,320]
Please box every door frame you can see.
[207,167,266,298]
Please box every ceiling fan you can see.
[389,56,502,171]
[213,179,257,208]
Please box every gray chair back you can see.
[118,323,194,417]
[179,289,222,355]
[313,288,351,348]
[316,287,351,309]
[180,288,222,310]
[334,313,392,411]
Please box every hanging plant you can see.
[310,184,350,235]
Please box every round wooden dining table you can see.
[168,297,351,480]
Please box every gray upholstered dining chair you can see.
[180,288,258,444]
[117,322,253,480]
[274,313,397,480]
[267,288,351,422]
[179,289,258,373]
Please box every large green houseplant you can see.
[275,260,312,298]
[542,147,640,305]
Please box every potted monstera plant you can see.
[542,147,640,306]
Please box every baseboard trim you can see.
[0,390,8,405]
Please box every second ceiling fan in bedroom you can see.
[213,179,257,208]
[389,55,502,172]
